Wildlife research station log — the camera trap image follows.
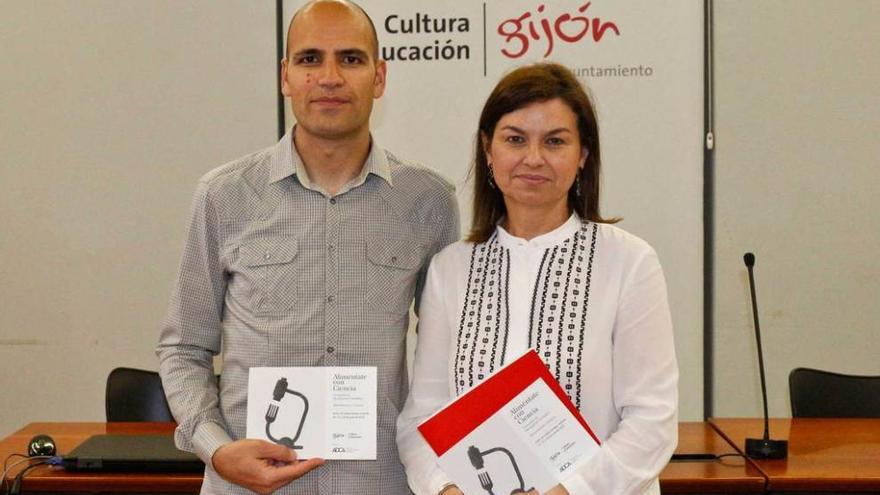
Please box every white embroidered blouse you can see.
[397,214,679,495]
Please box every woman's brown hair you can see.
[467,62,618,243]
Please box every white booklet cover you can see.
[246,366,377,460]
[418,350,600,494]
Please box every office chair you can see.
[105,367,174,422]
[789,367,880,418]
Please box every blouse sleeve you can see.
[562,246,679,495]
[396,254,457,495]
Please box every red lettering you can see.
[539,18,554,56]
[497,1,620,59]
[554,13,589,43]
[591,18,620,42]
[498,12,531,59]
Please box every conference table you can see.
[710,418,880,493]
[662,422,766,494]
[2,420,879,493]
[0,422,199,493]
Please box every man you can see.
[157,1,460,493]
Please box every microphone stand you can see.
[743,252,788,459]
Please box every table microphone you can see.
[743,252,788,459]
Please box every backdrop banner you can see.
[282,0,704,420]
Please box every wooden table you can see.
[660,422,766,493]
[710,418,880,493]
[2,421,768,494]
[0,422,201,493]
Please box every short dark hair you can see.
[467,62,619,243]
[286,0,379,61]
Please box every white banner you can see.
[282,0,704,419]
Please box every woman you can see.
[397,63,678,495]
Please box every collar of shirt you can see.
[267,126,393,194]
[495,213,581,250]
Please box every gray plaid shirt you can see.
[157,130,459,494]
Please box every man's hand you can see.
[523,484,569,495]
[543,484,570,495]
[212,439,324,495]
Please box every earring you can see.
[487,163,497,189]
[575,169,582,197]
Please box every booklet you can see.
[246,367,377,460]
[418,350,600,494]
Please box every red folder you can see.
[418,349,600,456]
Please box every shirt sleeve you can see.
[397,255,457,495]
[156,179,232,464]
[562,246,679,495]
[414,183,460,316]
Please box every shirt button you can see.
[264,252,271,260]
[327,295,335,303]
[391,256,398,263]
[327,346,335,354]
[329,198,337,205]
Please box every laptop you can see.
[62,434,205,472]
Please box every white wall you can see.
[712,0,880,417]
[2,0,704,439]
[2,0,876,440]
[0,1,277,437]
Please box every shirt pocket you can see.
[239,237,299,315]
[365,235,424,316]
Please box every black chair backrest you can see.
[789,367,880,418]
[105,367,174,422]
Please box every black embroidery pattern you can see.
[576,222,599,403]
[528,250,551,349]
[454,234,510,394]
[528,222,598,408]
[455,222,597,405]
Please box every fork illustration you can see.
[477,471,495,495]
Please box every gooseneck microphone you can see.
[743,252,788,459]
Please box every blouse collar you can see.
[496,213,581,250]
